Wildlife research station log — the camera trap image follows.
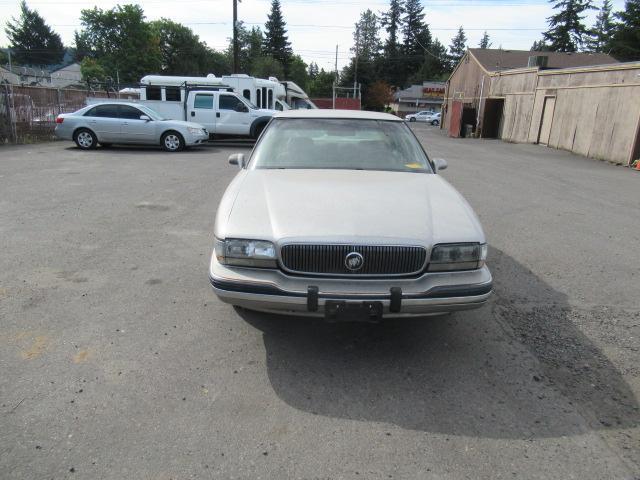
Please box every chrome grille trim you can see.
[279,244,428,277]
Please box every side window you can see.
[194,94,214,109]
[275,101,283,111]
[219,95,245,111]
[242,89,251,100]
[119,105,144,120]
[256,89,261,108]
[84,104,119,118]
[267,89,273,109]
[165,87,181,101]
[146,86,161,100]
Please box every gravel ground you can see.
[1,127,639,480]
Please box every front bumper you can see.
[184,129,209,146]
[209,255,492,318]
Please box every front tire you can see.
[431,120,439,126]
[161,131,184,152]
[74,128,97,150]
[409,117,416,122]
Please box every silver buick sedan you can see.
[209,110,492,321]
[55,102,209,152]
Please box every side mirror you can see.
[228,153,245,168]
[139,115,151,121]
[433,158,448,172]
[234,103,249,113]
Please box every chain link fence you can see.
[0,83,115,144]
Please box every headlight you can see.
[428,243,487,272]
[214,238,277,268]
[187,127,202,135]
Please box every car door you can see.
[83,104,121,142]
[118,105,156,144]
[190,93,216,132]
[216,94,251,135]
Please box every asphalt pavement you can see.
[1,126,639,480]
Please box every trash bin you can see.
[463,124,474,138]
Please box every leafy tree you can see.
[80,57,106,81]
[585,0,615,52]
[151,19,220,75]
[402,0,432,78]
[5,0,65,65]
[251,55,284,79]
[287,54,310,89]
[307,68,334,97]
[263,0,293,75]
[380,0,404,86]
[448,26,468,67]
[75,4,162,83]
[226,22,264,74]
[479,31,492,49]
[365,80,393,111]
[610,0,640,60]
[542,0,595,52]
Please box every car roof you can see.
[85,102,142,108]
[274,109,402,121]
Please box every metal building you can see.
[442,49,640,165]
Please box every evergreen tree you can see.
[380,0,404,86]
[610,0,640,60]
[353,9,381,62]
[308,62,319,79]
[5,0,65,65]
[479,31,492,49]
[531,39,552,51]
[542,0,595,52]
[402,0,432,78]
[410,38,450,83]
[263,0,293,75]
[448,26,467,67]
[585,0,615,52]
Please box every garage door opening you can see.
[460,106,477,138]
[482,98,504,139]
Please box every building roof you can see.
[274,109,401,121]
[468,48,618,72]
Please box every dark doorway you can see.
[461,106,477,138]
[482,98,504,138]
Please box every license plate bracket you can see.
[324,300,383,323]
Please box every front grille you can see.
[279,244,427,276]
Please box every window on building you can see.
[146,86,161,100]
[194,94,214,109]
[165,87,181,101]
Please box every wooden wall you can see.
[444,53,491,132]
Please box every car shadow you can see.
[236,247,640,439]
[63,145,220,155]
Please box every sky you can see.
[0,0,624,72]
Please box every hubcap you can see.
[164,134,180,151]
[77,132,92,148]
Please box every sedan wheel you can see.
[74,129,97,150]
[409,117,416,122]
[161,131,184,152]
[431,120,439,126]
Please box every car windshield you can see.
[251,118,433,173]
[136,104,166,121]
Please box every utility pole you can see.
[7,49,12,72]
[333,44,338,109]
[233,0,239,74]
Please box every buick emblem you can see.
[345,252,364,271]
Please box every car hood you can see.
[216,169,485,247]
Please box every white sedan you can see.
[405,111,440,125]
[54,102,209,152]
